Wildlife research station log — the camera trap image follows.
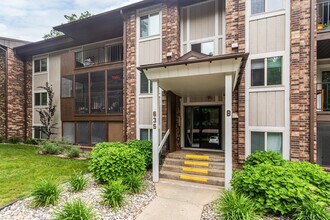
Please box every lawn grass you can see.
[0,144,88,207]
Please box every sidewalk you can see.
[137,180,221,220]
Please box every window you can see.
[140,71,153,94]
[192,41,214,56]
[34,92,47,106]
[77,122,90,145]
[107,44,124,62]
[140,129,152,141]
[75,73,89,114]
[61,76,73,98]
[251,0,283,15]
[63,122,75,144]
[251,56,282,87]
[91,122,107,144]
[251,132,282,154]
[34,126,47,139]
[107,69,123,113]
[34,58,47,73]
[140,12,160,37]
[91,71,105,114]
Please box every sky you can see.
[0,0,142,42]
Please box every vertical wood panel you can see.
[108,122,124,142]
[218,0,224,35]
[182,8,187,42]
[139,97,152,125]
[250,21,258,54]
[275,91,285,126]
[257,92,267,126]
[257,19,267,54]
[276,15,286,51]
[266,17,276,52]
[139,39,161,65]
[249,92,258,126]
[190,1,215,40]
[266,91,276,126]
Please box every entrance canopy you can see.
[137,52,248,96]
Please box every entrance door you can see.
[185,106,221,150]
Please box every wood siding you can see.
[249,91,285,127]
[33,74,48,90]
[250,15,285,54]
[139,97,152,125]
[139,38,161,65]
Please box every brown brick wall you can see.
[226,0,246,168]
[0,49,6,137]
[290,0,317,162]
[25,59,33,139]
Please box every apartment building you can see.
[10,0,320,188]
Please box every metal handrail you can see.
[158,129,170,153]
[317,82,330,111]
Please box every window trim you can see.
[140,128,153,141]
[251,131,283,153]
[34,91,48,107]
[139,11,161,39]
[33,57,48,75]
[140,71,153,94]
[250,56,283,88]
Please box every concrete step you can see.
[160,170,225,186]
[159,179,224,191]
[162,164,225,177]
[166,150,224,162]
[164,158,225,169]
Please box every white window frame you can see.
[250,54,284,88]
[180,0,225,56]
[251,0,285,16]
[140,72,153,94]
[33,57,48,75]
[250,130,283,153]
[139,11,161,39]
[33,126,47,139]
[34,91,48,107]
[140,128,153,141]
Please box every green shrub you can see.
[127,140,152,168]
[40,142,63,155]
[53,199,94,220]
[215,190,260,220]
[89,144,146,183]
[292,200,330,220]
[31,179,60,207]
[93,142,127,151]
[285,161,330,205]
[101,180,126,209]
[0,136,6,143]
[244,151,285,167]
[24,139,39,145]
[69,171,88,192]
[65,146,82,158]
[123,174,145,194]
[231,163,311,215]
[7,137,21,144]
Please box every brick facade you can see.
[226,0,246,168]
[0,49,6,137]
[290,0,317,162]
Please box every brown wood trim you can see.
[74,62,123,74]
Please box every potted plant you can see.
[318,14,323,30]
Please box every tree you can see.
[36,83,57,139]
[43,11,92,39]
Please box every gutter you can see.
[120,9,128,142]
[310,0,316,163]
[0,46,8,140]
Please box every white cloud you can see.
[0,0,142,42]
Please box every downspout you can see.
[120,9,128,141]
[0,46,8,140]
[310,0,316,163]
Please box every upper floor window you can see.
[140,71,153,94]
[251,0,283,15]
[251,56,282,87]
[34,58,47,73]
[191,41,214,56]
[34,92,47,106]
[140,12,160,38]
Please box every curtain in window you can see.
[267,133,282,154]
[251,132,264,153]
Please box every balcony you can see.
[317,1,330,30]
[75,44,123,68]
[317,82,330,111]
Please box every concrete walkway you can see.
[137,180,221,220]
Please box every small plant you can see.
[7,137,21,144]
[53,199,94,220]
[40,142,63,155]
[123,174,145,194]
[24,139,39,145]
[69,171,88,192]
[102,180,126,209]
[0,136,6,143]
[244,151,285,167]
[292,200,330,220]
[216,190,260,220]
[65,146,81,158]
[31,179,60,207]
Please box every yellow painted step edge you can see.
[184,161,209,167]
[182,167,208,174]
[186,154,209,160]
[180,175,208,182]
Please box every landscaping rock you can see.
[0,171,156,220]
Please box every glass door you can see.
[185,106,221,150]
